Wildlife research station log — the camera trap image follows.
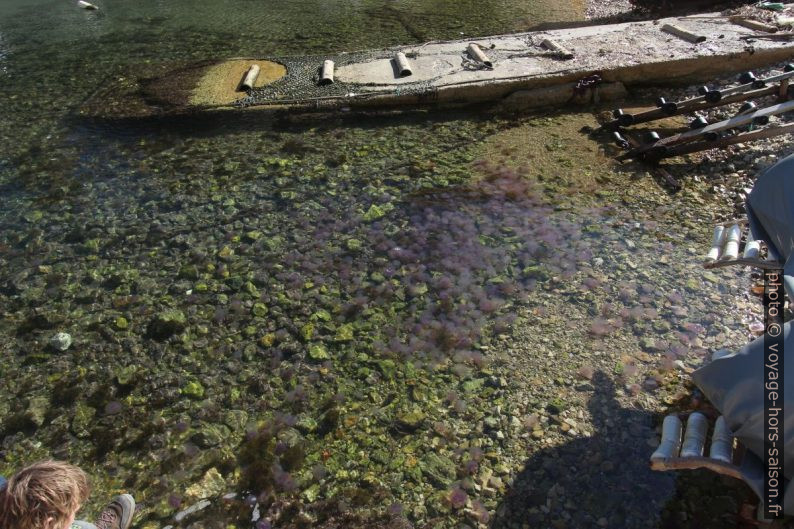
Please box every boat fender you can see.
[319,60,335,86]
[644,131,660,143]
[612,109,635,127]
[541,38,574,60]
[705,90,722,103]
[753,115,770,126]
[78,0,98,9]
[739,71,756,85]
[650,415,682,460]
[611,131,629,149]
[737,101,757,115]
[709,417,733,463]
[466,43,492,68]
[706,225,726,262]
[721,224,741,260]
[661,24,706,44]
[240,64,260,91]
[679,412,708,458]
[743,232,761,259]
[655,97,677,115]
[394,52,413,77]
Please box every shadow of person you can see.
[490,370,755,529]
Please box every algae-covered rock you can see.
[71,402,96,438]
[217,246,234,261]
[259,333,276,347]
[244,230,262,242]
[295,415,317,434]
[146,310,187,340]
[182,380,205,399]
[302,483,321,503]
[184,467,227,501]
[362,203,393,222]
[376,359,397,378]
[27,395,50,427]
[421,452,457,488]
[301,323,314,341]
[308,344,330,361]
[311,309,332,322]
[461,378,486,393]
[334,323,354,342]
[223,410,249,432]
[115,365,138,385]
[394,407,426,433]
[192,423,232,448]
[179,265,200,280]
[547,397,567,415]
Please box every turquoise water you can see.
[0,2,761,529]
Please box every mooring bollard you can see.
[394,52,413,77]
[319,60,335,85]
[240,64,260,91]
[661,24,706,44]
[78,0,98,9]
[466,43,492,68]
[541,38,574,60]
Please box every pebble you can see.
[49,332,72,351]
[174,499,211,522]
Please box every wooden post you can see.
[661,24,706,43]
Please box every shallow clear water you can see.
[0,2,763,529]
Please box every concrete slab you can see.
[251,12,794,112]
[87,12,794,117]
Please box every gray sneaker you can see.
[94,494,135,529]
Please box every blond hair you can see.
[0,460,90,529]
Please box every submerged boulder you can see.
[146,310,187,340]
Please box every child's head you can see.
[0,460,90,529]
